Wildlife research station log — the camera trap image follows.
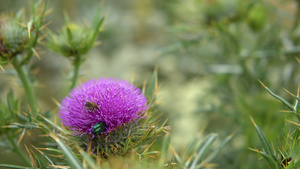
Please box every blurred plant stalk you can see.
[11,58,38,116]
[0,1,48,117]
[0,1,48,166]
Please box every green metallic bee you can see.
[92,121,107,135]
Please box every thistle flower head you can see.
[58,78,148,136]
[0,13,28,61]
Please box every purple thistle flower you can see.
[58,78,148,136]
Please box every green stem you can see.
[8,134,32,166]
[69,55,81,91]
[11,58,38,117]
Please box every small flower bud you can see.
[46,16,103,60]
[0,13,29,62]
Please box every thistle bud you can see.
[0,13,29,64]
[46,14,104,60]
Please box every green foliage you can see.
[0,89,34,167]
[171,133,233,169]
[161,0,300,168]
[0,66,228,169]
[0,1,231,164]
[252,83,300,168]
[250,117,281,169]
[4,0,296,168]
[49,133,83,169]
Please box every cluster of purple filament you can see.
[58,78,148,136]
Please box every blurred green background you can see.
[1,0,300,168]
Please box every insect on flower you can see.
[85,101,99,111]
[59,78,148,136]
[92,121,107,135]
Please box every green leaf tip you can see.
[258,80,294,111]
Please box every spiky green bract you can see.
[277,128,300,169]
[85,111,167,158]
[0,0,47,67]
[0,13,29,63]
[46,22,102,58]
[38,110,169,168]
[45,9,104,59]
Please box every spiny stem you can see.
[8,134,32,166]
[11,58,38,117]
